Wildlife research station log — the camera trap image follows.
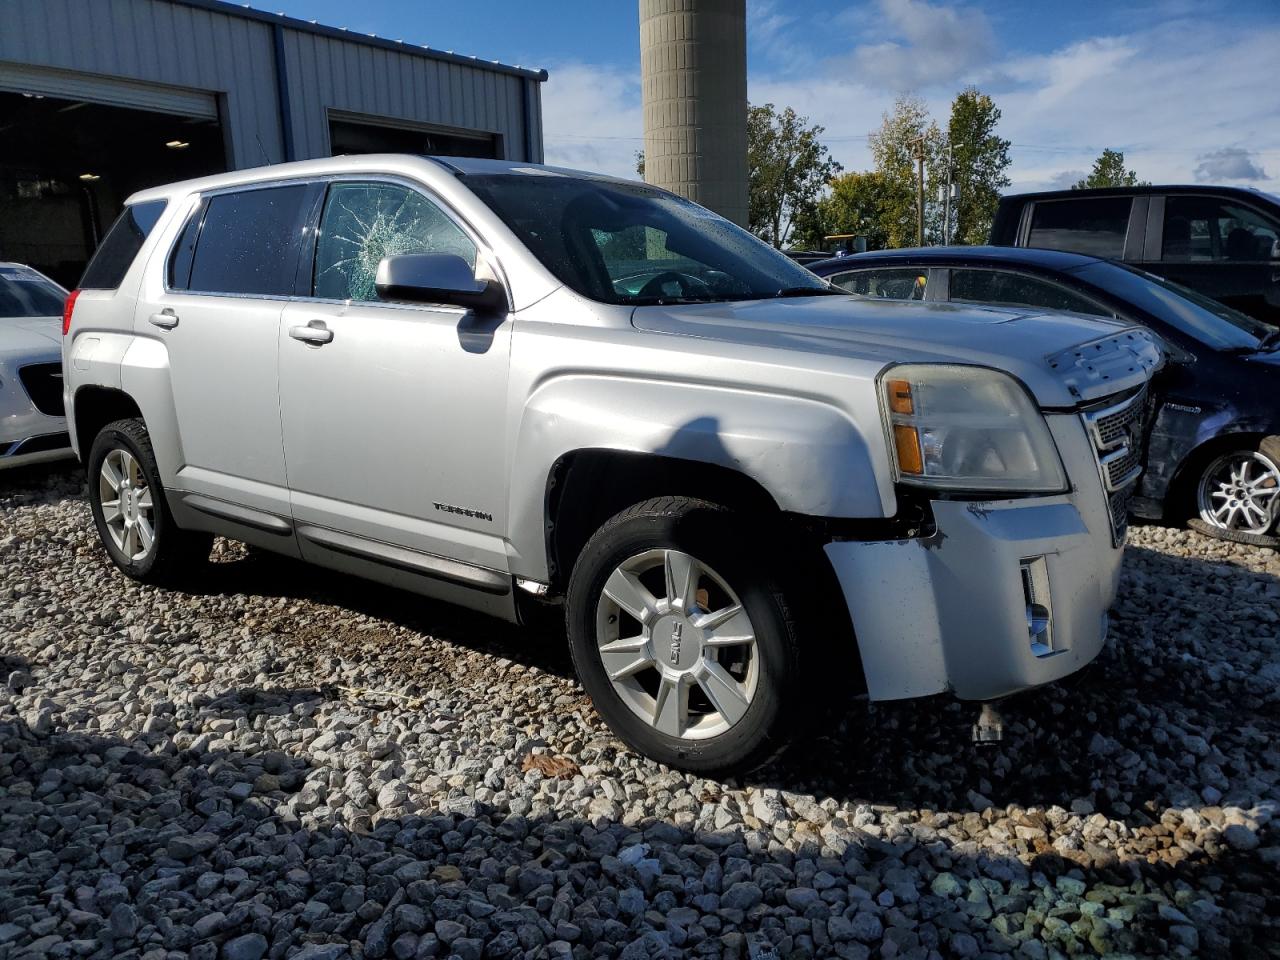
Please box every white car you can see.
[1,263,73,468]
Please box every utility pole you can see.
[943,140,963,245]
[912,136,925,247]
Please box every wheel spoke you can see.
[101,499,122,523]
[101,458,123,492]
[697,604,755,646]
[651,675,687,736]
[137,516,155,552]
[664,550,699,611]
[598,635,653,681]
[603,568,658,624]
[126,454,140,486]
[124,523,138,559]
[695,660,750,727]
[137,487,153,510]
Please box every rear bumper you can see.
[825,415,1123,702]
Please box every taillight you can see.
[62,289,81,336]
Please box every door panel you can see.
[278,299,512,573]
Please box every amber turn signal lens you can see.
[887,378,914,414]
[893,424,923,475]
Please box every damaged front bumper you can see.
[824,413,1124,702]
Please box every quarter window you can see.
[828,268,927,300]
[187,185,312,297]
[80,200,167,290]
[1027,197,1131,258]
[950,269,1110,316]
[1162,196,1279,261]
[313,182,476,302]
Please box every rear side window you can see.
[188,185,312,297]
[828,268,927,300]
[950,269,1111,316]
[1027,197,1131,258]
[80,200,167,289]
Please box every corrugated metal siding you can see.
[3,0,544,167]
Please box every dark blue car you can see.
[809,247,1280,542]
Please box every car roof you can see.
[809,245,1104,273]
[998,184,1280,206]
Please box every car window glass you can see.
[1027,197,1131,258]
[80,200,167,290]
[0,266,66,317]
[828,268,926,300]
[168,204,204,291]
[950,269,1110,316]
[187,185,311,297]
[313,182,476,301]
[1162,196,1280,262]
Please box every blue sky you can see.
[270,0,1280,191]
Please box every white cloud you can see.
[540,62,643,179]
[844,0,997,92]
[1194,147,1269,182]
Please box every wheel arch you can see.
[72,386,143,464]
[1165,428,1277,522]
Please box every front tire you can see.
[1193,445,1280,541]
[566,497,805,775]
[88,418,212,585]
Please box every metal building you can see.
[0,0,547,287]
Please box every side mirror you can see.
[375,253,506,316]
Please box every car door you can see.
[277,178,513,578]
[135,182,317,533]
[825,266,937,301]
[1146,194,1280,325]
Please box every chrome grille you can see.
[1081,386,1148,546]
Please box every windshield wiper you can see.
[773,286,841,297]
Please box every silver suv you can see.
[62,155,1161,774]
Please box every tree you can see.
[747,103,842,248]
[1073,148,1148,189]
[868,95,943,248]
[634,150,645,178]
[794,170,892,251]
[943,87,1011,245]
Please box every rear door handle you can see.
[148,310,179,329]
[289,321,334,345]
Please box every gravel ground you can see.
[1,467,1277,960]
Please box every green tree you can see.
[748,103,842,248]
[943,87,1011,245]
[1073,148,1148,189]
[794,170,891,251]
[868,95,943,248]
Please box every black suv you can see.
[990,185,1280,325]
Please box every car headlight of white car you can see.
[879,364,1067,493]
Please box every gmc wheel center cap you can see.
[653,614,701,671]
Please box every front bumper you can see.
[825,414,1123,702]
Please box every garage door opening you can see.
[0,92,226,288]
[329,112,501,161]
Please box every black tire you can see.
[87,418,212,585]
[566,497,806,775]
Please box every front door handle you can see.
[148,309,179,329]
[289,321,334,345]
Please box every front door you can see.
[277,179,512,575]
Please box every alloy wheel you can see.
[1197,450,1280,535]
[99,447,156,562]
[594,548,759,740]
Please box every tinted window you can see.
[828,268,927,300]
[313,182,476,301]
[466,173,830,305]
[1162,196,1280,261]
[1073,261,1270,351]
[80,200,167,289]
[0,265,66,318]
[1027,197,1131,258]
[168,204,204,290]
[950,269,1110,316]
[188,186,311,296]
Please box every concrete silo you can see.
[639,0,749,227]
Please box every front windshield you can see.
[0,265,67,318]
[1070,261,1272,352]
[463,172,833,305]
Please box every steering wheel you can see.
[635,270,713,300]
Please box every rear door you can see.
[135,181,318,531]
[1144,194,1280,324]
[277,178,513,578]
[1023,195,1142,261]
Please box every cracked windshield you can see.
[313,182,476,301]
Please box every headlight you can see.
[880,364,1066,493]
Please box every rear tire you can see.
[1191,442,1280,541]
[87,418,212,585]
[566,497,807,775]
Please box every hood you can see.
[631,295,1161,407]
[0,317,62,361]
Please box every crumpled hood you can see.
[0,317,62,362]
[631,295,1161,407]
